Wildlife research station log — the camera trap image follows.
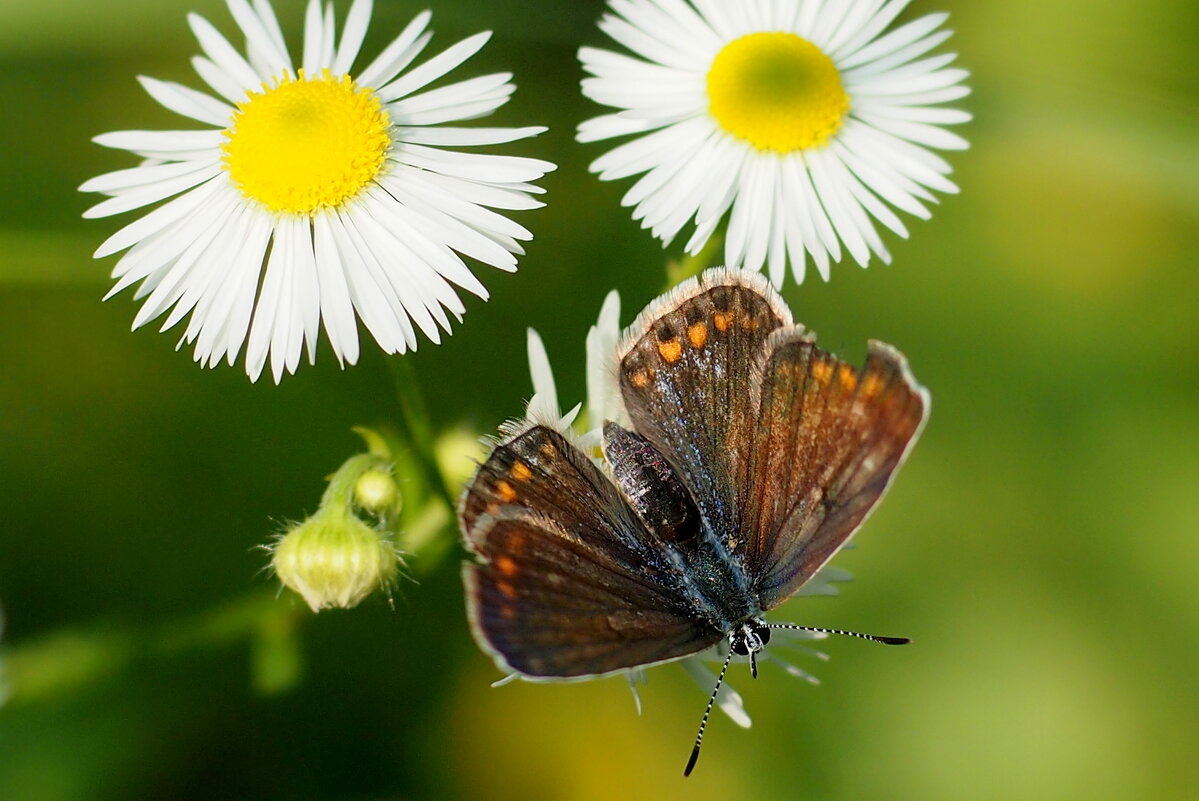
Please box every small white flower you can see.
[578,0,971,286]
[83,0,555,382]
[523,289,623,451]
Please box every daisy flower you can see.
[82,0,555,382]
[578,0,971,286]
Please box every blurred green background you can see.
[1,0,1197,799]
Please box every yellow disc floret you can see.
[707,32,850,153]
[223,70,391,214]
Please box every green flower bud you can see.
[353,467,401,518]
[435,427,490,489]
[270,509,399,612]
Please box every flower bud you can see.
[270,510,399,612]
[353,467,401,518]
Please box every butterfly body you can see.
[460,268,927,688]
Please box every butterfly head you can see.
[729,618,771,658]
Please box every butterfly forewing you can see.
[460,425,723,678]
[744,336,928,609]
[618,269,790,549]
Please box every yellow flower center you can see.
[706,32,849,153]
[223,70,391,214]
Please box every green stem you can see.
[386,356,457,513]
[319,452,389,516]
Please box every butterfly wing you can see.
[744,334,928,609]
[617,269,790,548]
[460,424,722,679]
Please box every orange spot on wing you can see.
[740,315,760,331]
[539,441,558,458]
[630,369,651,388]
[687,322,708,349]
[496,581,518,599]
[495,555,519,576]
[811,360,834,385]
[713,311,733,331]
[511,461,533,482]
[861,372,885,399]
[495,480,517,503]
[500,605,517,620]
[838,364,858,392]
[658,337,683,363]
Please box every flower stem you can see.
[386,356,457,513]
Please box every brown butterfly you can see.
[459,268,927,774]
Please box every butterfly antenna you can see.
[769,623,910,645]
[684,646,735,777]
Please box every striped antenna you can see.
[683,646,735,777]
[769,623,910,645]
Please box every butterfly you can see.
[458,268,928,775]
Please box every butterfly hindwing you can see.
[460,425,723,678]
[464,512,723,678]
[743,334,929,609]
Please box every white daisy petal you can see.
[410,168,546,212]
[339,207,443,344]
[189,211,271,365]
[124,197,237,320]
[93,130,225,154]
[137,77,232,128]
[380,172,524,269]
[808,0,854,49]
[376,31,493,103]
[355,11,432,88]
[833,138,931,219]
[599,14,701,71]
[116,192,234,307]
[857,113,971,150]
[188,13,261,91]
[84,3,552,381]
[392,125,547,148]
[251,0,290,63]
[578,0,968,284]
[310,211,360,366]
[850,59,966,92]
[833,0,913,63]
[226,0,292,79]
[525,328,561,423]
[156,204,246,334]
[585,290,623,430]
[80,158,219,195]
[301,0,325,75]
[839,10,944,69]
[94,177,224,258]
[191,56,253,106]
[325,211,415,353]
[390,73,516,126]
[319,3,337,69]
[82,162,222,219]
[331,0,372,76]
[822,0,884,55]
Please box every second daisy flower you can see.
[578,0,970,286]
